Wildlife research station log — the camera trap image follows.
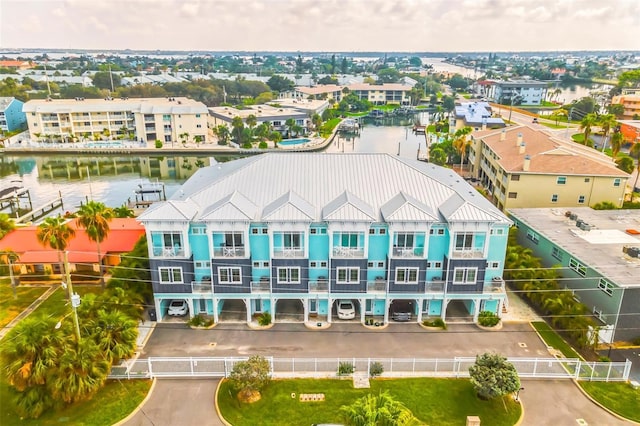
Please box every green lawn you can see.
[538,122,570,130]
[579,382,640,422]
[0,280,48,329]
[31,285,102,321]
[531,321,582,359]
[0,379,151,426]
[320,118,341,137]
[218,378,522,426]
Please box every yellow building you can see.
[23,97,208,144]
[611,94,640,119]
[468,126,629,210]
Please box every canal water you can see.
[1,114,431,217]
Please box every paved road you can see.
[123,379,224,426]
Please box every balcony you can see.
[332,246,365,258]
[273,247,305,258]
[251,279,271,293]
[213,246,246,258]
[152,246,185,258]
[367,280,386,293]
[392,246,424,258]
[483,277,505,293]
[308,280,329,293]
[425,280,445,293]
[192,280,212,293]
[450,249,484,259]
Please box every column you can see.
[417,299,424,323]
[186,299,195,319]
[472,298,481,323]
[383,298,389,324]
[359,298,366,324]
[441,299,448,321]
[245,299,252,323]
[212,298,219,323]
[303,299,309,323]
[327,298,332,323]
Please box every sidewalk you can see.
[0,285,57,340]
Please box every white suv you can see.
[337,300,356,320]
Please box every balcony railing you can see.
[483,278,505,293]
[367,280,386,293]
[308,280,329,293]
[251,280,271,293]
[152,246,186,258]
[213,246,246,258]
[273,247,305,258]
[450,249,484,259]
[392,246,424,258]
[332,246,365,258]
[425,280,445,293]
[192,281,212,293]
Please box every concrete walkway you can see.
[0,285,56,340]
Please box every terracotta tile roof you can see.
[0,218,145,264]
[477,126,629,177]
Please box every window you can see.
[395,268,418,283]
[195,261,211,269]
[195,114,201,118]
[310,227,325,234]
[454,232,485,252]
[277,267,300,284]
[526,230,540,244]
[584,178,590,183]
[395,233,414,248]
[613,178,621,187]
[262,228,268,234]
[252,228,259,234]
[369,229,375,234]
[283,232,302,248]
[218,267,242,284]
[490,228,505,235]
[508,192,518,199]
[253,261,261,268]
[557,176,567,185]
[453,268,477,284]
[569,258,586,277]
[379,228,386,235]
[551,194,558,203]
[310,228,317,234]
[578,195,585,204]
[336,232,360,248]
[337,267,359,284]
[551,247,563,261]
[159,267,183,284]
[192,226,206,235]
[427,261,442,268]
[224,232,244,248]
[597,278,614,296]
[367,262,374,267]
[486,261,500,269]
[310,261,326,268]
[430,228,445,235]
[511,174,520,181]
[262,261,270,268]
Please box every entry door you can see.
[198,299,207,313]
[253,299,263,313]
[365,299,373,314]
[309,299,317,313]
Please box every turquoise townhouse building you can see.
[138,153,512,325]
[0,97,26,133]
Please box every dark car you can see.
[532,118,539,124]
[390,300,413,322]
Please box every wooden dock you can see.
[15,193,64,223]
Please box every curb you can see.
[214,378,234,426]
[112,378,157,426]
[572,380,640,425]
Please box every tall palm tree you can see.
[629,142,640,194]
[113,204,135,218]
[214,125,230,145]
[579,113,598,146]
[549,109,568,126]
[284,118,296,138]
[245,114,258,135]
[88,309,138,364]
[340,391,420,426]
[0,249,20,299]
[0,212,15,239]
[36,216,75,278]
[610,132,624,160]
[76,201,114,288]
[452,126,473,172]
[598,114,617,152]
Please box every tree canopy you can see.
[266,75,295,93]
[469,352,521,400]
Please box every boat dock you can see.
[14,192,64,223]
[127,181,167,210]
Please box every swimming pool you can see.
[279,138,310,146]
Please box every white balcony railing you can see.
[392,246,424,258]
[213,246,245,258]
[367,280,386,293]
[483,277,505,293]
[332,247,365,258]
[152,246,186,258]
[450,249,484,259]
[251,280,271,293]
[308,280,329,293]
[192,281,212,293]
[273,247,305,258]
[425,280,445,293]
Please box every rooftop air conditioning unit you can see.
[492,276,503,282]
[576,219,584,228]
[579,223,592,231]
[628,247,640,258]
[569,213,578,221]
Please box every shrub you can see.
[258,141,268,149]
[422,317,447,329]
[154,139,163,149]
[469,353,520,400]
[369,361,384,377]
[598,356,611,362]
[188,314,214,328]
[257,312,272,326]
[229,355,271,402]
[338,362,355,376]
[478,311,500,327]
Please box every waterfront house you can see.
[0,97,27,133]
[509,207,640,342]
[138,153,512,325]
[482,79,548,105]
[451,101,505,132]
[468,126,629,211]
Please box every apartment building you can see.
[482,80,548,105]
[468,126,629,211]
[22,97,208,144]
[509,207,640,342]
[289,83,412,105]
[138,153,512,325]
[451,101,505,132]
[0,97,26,133]
[611,94,640,119]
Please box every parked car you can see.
[390,300,413,322]
[532,117,539,124]
[337,300,356,320]
[168,299,188,316]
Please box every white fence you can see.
[109,356,631,382]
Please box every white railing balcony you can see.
[213,246,246,258]
[152,246,186,258]
[273,247,305,258]
[308,280,329,293]
[450,249,484,259]
[367,280,387,293]
[251,280,271,293]
[483,277,505,293]
[332,247,365,258]
[425,280,445,293]
[192,281,212,293]
[392,246,424,258]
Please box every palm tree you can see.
[113,204,135,218]
[579,113,598,146]
[0,212,15,239]
[549,109,568,126]
[629,142,640,194]
[36,216,75,279]
[340,391,420,426]
[0,249,20,299]
[284,118,296,138]
[76,201,114,288]
[245,114,258,136]
[88,309,138,364]
[598,114,617,151]
[610,132,624,160]
[452,126,473,172]
[231,116,245,144]
[311,113,322,131]
[214,125,231,145]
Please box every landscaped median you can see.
[217,378,522,426]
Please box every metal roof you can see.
[139,153,510,225]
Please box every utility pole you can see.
[63,251,81,341]
[565,107,573,138]
[7,253,17,300]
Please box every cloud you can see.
[180,2,200,18]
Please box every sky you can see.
[0,0,639,53]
